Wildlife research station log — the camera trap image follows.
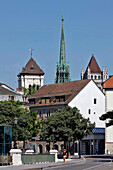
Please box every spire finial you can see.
[61,16,64,23]
[92,52,94,57]
[29,48,34,58]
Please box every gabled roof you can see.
[30,79,91,107]
[0,83,14,91]
[18,57,44,76]
[85,55,101,73]
[0,86,20,95]
[104,76,113,89]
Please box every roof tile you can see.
[30,79,91,107]
[104,76,113,88]
[86,56,101,73]
[18,57,44,75]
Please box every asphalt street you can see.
[44,158,113,170]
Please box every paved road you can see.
[44,158,113,170]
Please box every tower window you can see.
[29,85,31,95]
[91,75,93,79]
[94,98,97,104]
[98,76,100,79]
[95,75,97,79]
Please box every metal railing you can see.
[21,153,55,164]
[0,154,12,166]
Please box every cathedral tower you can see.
[55,17,70,83]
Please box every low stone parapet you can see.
[10,149,22,165]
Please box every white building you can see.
[68,80,105,128]
[29,79,105,154]
[103,76,113,154]
[0,83,22,102]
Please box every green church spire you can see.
[55,17,70,83]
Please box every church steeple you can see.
[59,16,66,67]
[55,17,70,83]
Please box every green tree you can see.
[40,106,95,157]
[0,100,40,148]
[100,111,113,127]
[22,84,40,97]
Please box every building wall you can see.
[105,89,113,153]
[105,89,113,112]
[0,95,23,102]
[69,80,105,127]
[19,74,44,89]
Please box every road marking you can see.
[83,162,111,170]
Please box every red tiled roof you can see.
[30,79,91,107]
[18,57,44,76]
[86,56,101,73]
[104,76,113,88]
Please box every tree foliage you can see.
[100,111,113,127]
[40,106,95,143]
[0,100,40,141]
[22,84,40,97]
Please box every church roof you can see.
[104,76,113,89]
[85,55,101,73]
[30,79,91,107]
[18,57,44,76]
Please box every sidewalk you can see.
[0,157,85,170]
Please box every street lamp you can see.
[52,128,55,149]
[14,117,18,149]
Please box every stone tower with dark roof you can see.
[55,17,70,83]
[81,54,108,89]
[17,55,44,93]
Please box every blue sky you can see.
[0,0,113,89]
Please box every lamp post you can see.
[14,117,18,149]
[52,128,55,149]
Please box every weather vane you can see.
[29,48,34,58]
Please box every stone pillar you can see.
[10,149,22,165]
[90,140,92,155]
[93,140,95,155]
[25,150,34,154]
[50,149,58,162]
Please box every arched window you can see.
[91,75,93,79]
[95,75,97,79]
[46,145,50,153]
[98,76,100,79]
[54,144,58,151]
[38,144,43,153]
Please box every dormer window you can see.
[55,96,65,103]
[41,98,50,104]
[30,64,34,69]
